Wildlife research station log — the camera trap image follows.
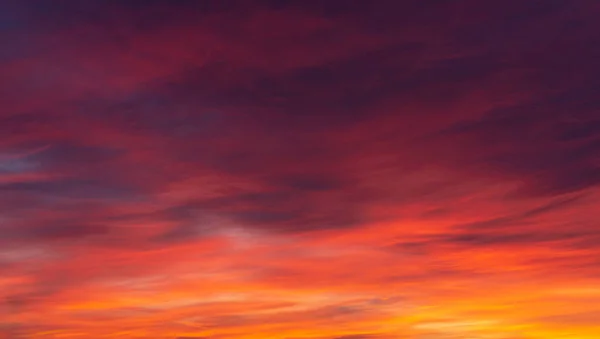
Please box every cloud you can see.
[454,194,585,230]
[1,1,600,339]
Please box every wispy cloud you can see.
[1,1,599,338]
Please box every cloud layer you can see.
[1,1,599,338]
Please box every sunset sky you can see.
[1,1,600,338]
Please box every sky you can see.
[1,0,599,338]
